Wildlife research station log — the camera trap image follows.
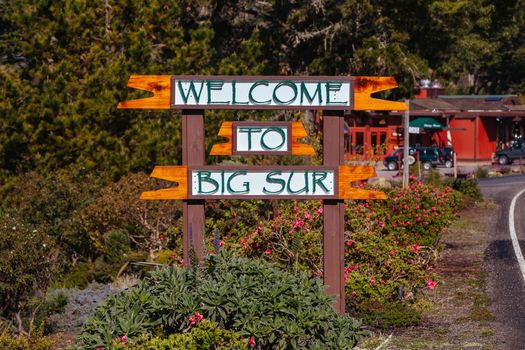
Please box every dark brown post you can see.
[322,110,345,313]
[182,110,205,264]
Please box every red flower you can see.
[219,240,225,246]
[159,234,165,241]
[265,249,271,255]
[248,336,256,347]
[120,335,127,343]
[426,279,436,289]
[411,244,420,253]
[316,207,323,215]
[346,240,354,247]
[189,311,204,325]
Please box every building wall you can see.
[449,117,476,160]
[477,117,498,160]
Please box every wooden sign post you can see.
[118,75,406,313]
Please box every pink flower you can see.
[426,279,436,289]
[97,348,103,350]
[304,211,312,220]
[159,234,165,241]
[293,219,305,229]
[189,311,204,325]
[351,291,357,297]
[265,249,271,255]
[378,221,385,228]
[346,240,354,247]
[293,205,299,212]
[316,207,323,216]
[219,240,225,246]
[369,277,376,286]
[120,335,127,343]
[248,336,256,347]
[411,244,420,253]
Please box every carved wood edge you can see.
[140,166,188,200]
[353,76,408,111]
[118,75,171,109]
[291,121,316,156]
[337,166,387,199]
[209,122,233,155]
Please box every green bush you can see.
[0,326,56,350]
[448,178,483,203]
[0,213,60,333]
[111,320,247,350]
[76,251,366,349]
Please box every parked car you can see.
[384,146,454,171]
[438,146,455,168]
[494,142,525,165]
[383,148,416,171]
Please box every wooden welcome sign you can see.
[140,165,386,200]
[118,74,406,314]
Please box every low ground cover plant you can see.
[74,251,366,349]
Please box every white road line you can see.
[509,188,525,284]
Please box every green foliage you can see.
[111,320,247,350]
[0,168,104,260]
[78,172,182,257]
[103,229,131,265]
[354,302,422,330]
[475,166,489,179]
[448,178,484,203]
[0,326,56,350]
[0,213,60,323]
[425,168,442,187]
[76,251,366,349]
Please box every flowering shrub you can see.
[233,179,464,312]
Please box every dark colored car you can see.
[438,147,454,168]
[494,142,525,165]
[384,146,454,171]
[383,148,416,171]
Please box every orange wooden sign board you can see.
[117,75,408,111]
[140,165,386,200]
[210,121,315,156]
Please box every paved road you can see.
[480,175,525,349]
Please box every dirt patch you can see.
[357,202,499,349]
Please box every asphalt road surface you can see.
[480,175,525,349]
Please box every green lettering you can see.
[287,171,309,194]
[207,80,229,104]
[300,82,322,105]
[227,171,249,194]
[238,127,262,150]
[312,171,330,193]
[232,80,249,105]
[273,80,298,105]
[197,171,219,194]
[263,171,286,194]
[248,81,271,105]
[178,80,205,104]
[325,81,348,105]
[260,127,286,151]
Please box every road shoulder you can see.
[358,202,499,349]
